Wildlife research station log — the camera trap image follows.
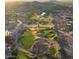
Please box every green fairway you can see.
[18,29,35,49]
[40,28,57,40]
[16,51,28,59]
[16,29,35,59]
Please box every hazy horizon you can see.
[6,0,73,2]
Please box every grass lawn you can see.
[16,51,28,59]
[40,28,57,40]
[16,29,35,59]
[18,29,35,49]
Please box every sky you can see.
[6,0,73,2]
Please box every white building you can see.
[5,30,12,37]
